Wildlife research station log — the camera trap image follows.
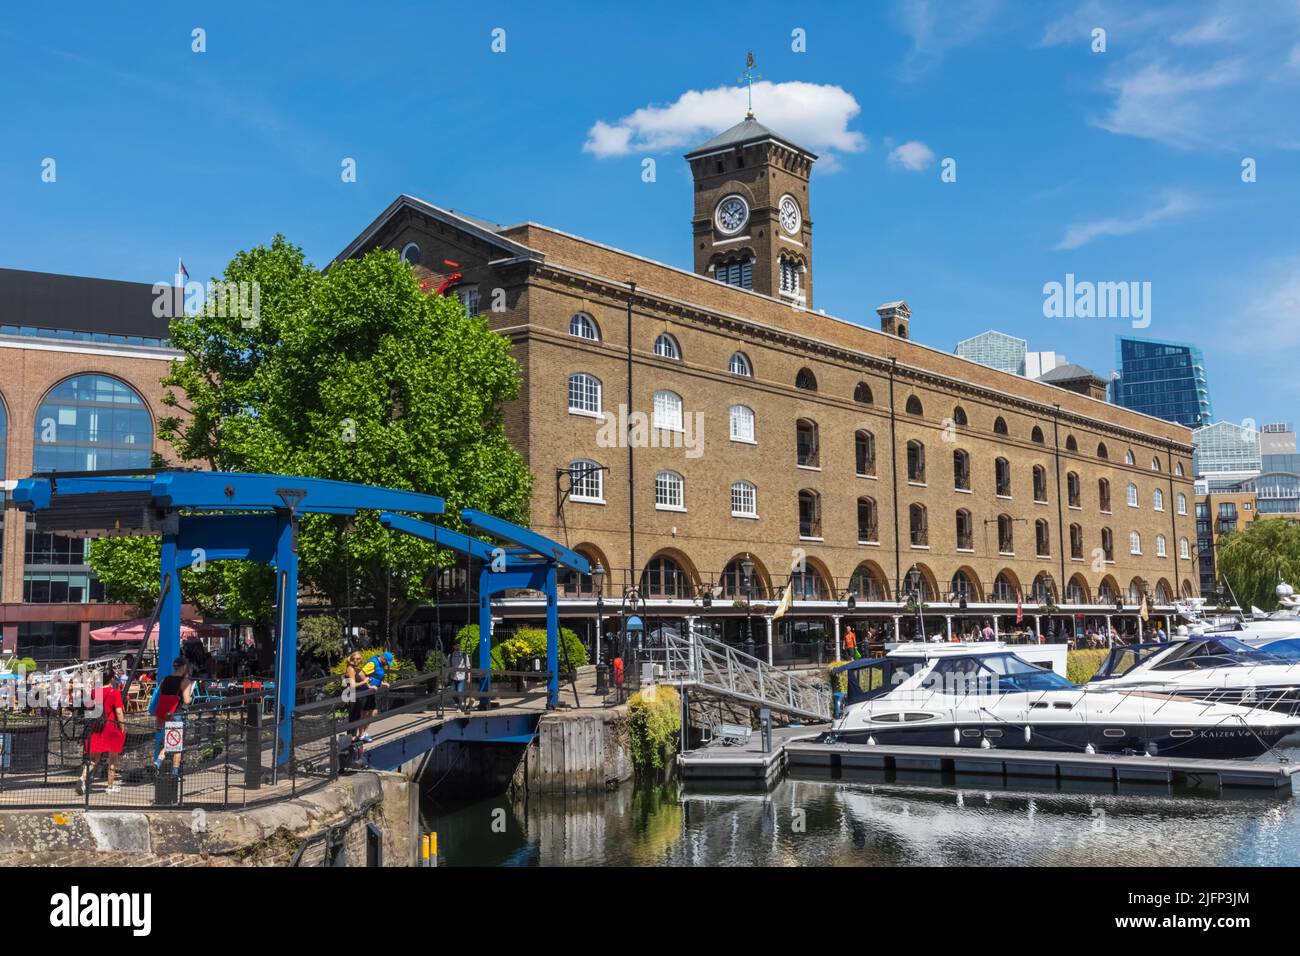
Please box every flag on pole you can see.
[1016,589,1023,625]
[772,583,793,621]
[178,258,190,283]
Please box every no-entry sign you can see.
[163,720,184,753]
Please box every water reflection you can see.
[424,749,1300,867]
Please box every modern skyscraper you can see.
[954,330,1026,375]
[1192,421,1261,489]
[1111,336,1213,427]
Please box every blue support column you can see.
[157,531,182,673]
[545,563,559,709]
[272,513,299,766]
[478,565,492,710]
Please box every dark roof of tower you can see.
[1039,362,1105,384]
[684,117,817,160]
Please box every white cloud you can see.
[1094,59,1245,150]
[1055,192,1198,250]
[1172,14,1238,45]
[893,0,1003,76]
[583,81,866,163]
[888,141,936,171]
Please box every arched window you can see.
[1097,442,1109,460]
[715,255,753,289]
[903,567,936,602]
[1125,449,1135,465]
[721,558,767,599]
[995,457,1012,497]
[1182,579,1195,598]
[955,509,973,550]
[853,382,873,405]
[1035,519,1051,557]
[569,312,599,340]
[1066,575,1088,604]
[652,390,683,431]
[641,555,689,598]
[1153,488,1164,511]
[1031,573,1056,604]
[1156,534,1167,558]
[400,242,422,266]
[855,430,876,477]
[1101,527,1114,562]
[997,514,1014,554]
[653,333,680,360]
[1031,426,1044,445]
[729,405,755,443]
[1175,461,1185,477]
[993,416,1008,435]
[952,406,968,426]
[909,504,928,547]
[791,566,828,600]
[795,368,817,391]
[731,480,757,517]
[1126,482,1138,507]
[950,569,977,601]
[1128,578,1145,603]
[1099,478,1112,512]
[567,373,602,415]
[1067,471,1081,507]
[993,572,1018,602]
[654,470,684,510]
[1179,537,1191,560]
[33,374,153,473]
[1129,530,1142,555]
[907,440,926,483]
[778,256,803,297]
[798,489,822,538]
[1069,523,1083,559]
[1032,464,1047,502]
[849,563,887,601]
[952,449,971,490]
[1154,580,1172,604]
[905,395,923,416]
[857,497,878,543]
[567,459,604,502]
[796,419,819,467]
[1177,492,1187,515]
[728,351,752,377]
[1151,456,1161,472]
[1099,578,1118,603]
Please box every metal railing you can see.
[638,631,831,722]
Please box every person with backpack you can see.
[151,657,194,775]
[78,667,126,796]
[342,652,373,743]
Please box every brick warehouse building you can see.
[337,114,1199,662]
[0,268,179,663]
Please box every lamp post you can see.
[592,562,606,693]
[741,553,755,655]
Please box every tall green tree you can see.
[90,236,532,660]
[1216,519,1300,611]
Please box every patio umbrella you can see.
[89,618,209,644]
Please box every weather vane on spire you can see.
[738,51,761,119]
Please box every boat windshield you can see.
[1149,637,1287,671]
[840,656,928,703]
[920,653,1076,695]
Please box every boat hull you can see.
[830,723,1291,759]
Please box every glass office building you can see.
[954,330,1027,376]
[1111,336,1213,427]
[1193,421,1262,487]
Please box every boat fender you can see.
[953,728,961,745]
[1084,743,1096,755]
[1145,743,1158,757]
[867,736,877,747]
[980,737,992,749]
[1024,725,1032,743]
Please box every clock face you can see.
[779,196,801,235]
[715,195,749,235]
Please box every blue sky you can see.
[3,0,1299,429]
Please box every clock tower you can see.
[685,114,817,306]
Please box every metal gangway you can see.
[640,631,831,722]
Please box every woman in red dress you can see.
[79,668,127,795]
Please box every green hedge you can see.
[627,685,681,771]
[826,660,850,694]
[455,623,587,672]
[1067,649,1109,685]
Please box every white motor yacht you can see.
[830,643,1300,759]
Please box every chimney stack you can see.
[877,300,911,339]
